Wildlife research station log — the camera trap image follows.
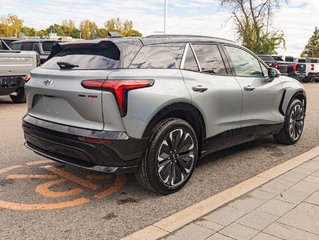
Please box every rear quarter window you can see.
[41,43,120,70]
[130,45,184,69]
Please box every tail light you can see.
[273,63,279,69]
[81,79,154,117]
[311,64,315,71]
[23,75,31,82]
[292,64,297,72]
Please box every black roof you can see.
[58,34,234,47]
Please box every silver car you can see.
[23,35,306,194]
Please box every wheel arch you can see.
[281,90,307,117]
[142,102,206,150]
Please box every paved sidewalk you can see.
[161,156,319,240]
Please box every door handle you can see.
[192,85,208,92]
[244,85,255,91]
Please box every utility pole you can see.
[164,0,168,34]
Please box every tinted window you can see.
[272,56,284,61]
[42,41,56,53]
[183,47,199,71]
[34,44,41,54]
[41,43,120,70]
[258,55,274,62]
[193,45,227,75]
[225,46,263,77]
[21,42,34,51]
[285,57,294,62]
[130,45,184,69]
[10,43,21,50]
[298,59,306,63]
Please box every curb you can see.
[122,146,319,240]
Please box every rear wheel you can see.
[10,88,26,103]
[136,118,198,195]
[273,99,305,145]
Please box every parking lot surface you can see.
[0,84,318,240]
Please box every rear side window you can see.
[225,46,264,77]
[130,45,184,69]
[42,41,56,53]
[192,45,227,75]
[10,43,21,50]
[41,43,120,70]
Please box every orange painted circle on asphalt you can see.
[0,161,127,211]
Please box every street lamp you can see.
[164,0,168,34]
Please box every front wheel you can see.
[273,99,305,145]
[136,118,199,195]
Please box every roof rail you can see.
[145,34,234,43]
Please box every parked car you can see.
[258,55,278,69]
[272,55,301,81]
[0,41,38,103]
[0,38,20,48]
[10,39,60,64]
[23,35,306,194]
[303,58,319,82]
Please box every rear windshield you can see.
[298,59,306,63]
[272,56,284,61]
[285,57,294,62]
[41,43,120,70]
[130,45,184,69]
[42,41,57,53]
[259,55,274,62]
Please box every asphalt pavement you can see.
[0,83,318,240]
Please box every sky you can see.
[1,0,318,56]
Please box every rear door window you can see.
[130,45,184,69]
[225,46,264,77]
[41,43,120,70]
[192,44,227,75]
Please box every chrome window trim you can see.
[180,43,189,69]
[189,44,202,72]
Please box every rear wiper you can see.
[57,62,79,69]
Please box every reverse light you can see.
[81,79,154,116]
[23,75,31,82]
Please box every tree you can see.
[220,0,286,54]
[0,14,23,37]
[301,27,319,58]
[20,26,36,37]
[104,18,142,37]
[61,19,75,36]
[80,20,98,39]
[46,24,64,36]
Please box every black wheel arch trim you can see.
[281,90,307,117]
[142,102,206,142]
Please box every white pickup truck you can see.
[0,40,38,103]
[304,58,319,82]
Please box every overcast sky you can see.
[1,0,318,56]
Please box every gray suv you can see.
[23,35,306,194]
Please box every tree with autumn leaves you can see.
[0,14,142,39]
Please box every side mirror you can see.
[268,68,281,79]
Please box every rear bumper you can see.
[23,115,147,173]
[0,75,24,95]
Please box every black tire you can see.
[136,118,199,195]
[10,88,26,103]
[273,99,305,145]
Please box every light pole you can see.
[164,0,168,34]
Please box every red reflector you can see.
[23,75,31,82]
[79,137,112,144]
